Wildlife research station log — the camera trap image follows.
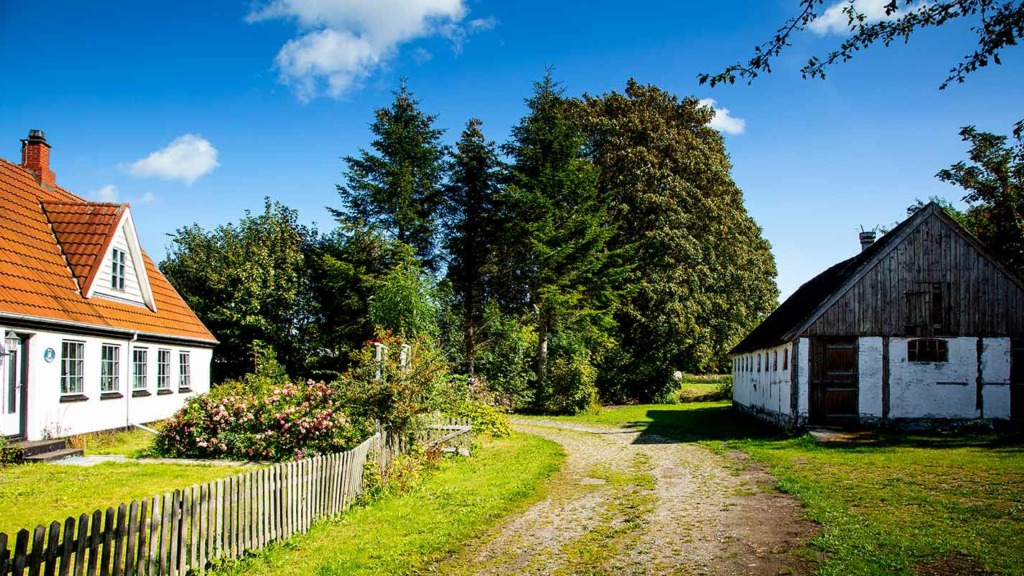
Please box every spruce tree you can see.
[502,72,625,412]
[442,119,503,376]
[332,80,447,271]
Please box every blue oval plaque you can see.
[43,347,56,363]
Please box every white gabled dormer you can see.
[86,207,157,311]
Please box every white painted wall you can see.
[732,341,795,423]
[735,335,1014,427]
[858,337,884,419]
[796,338,809,420]
[92,225,147,307]
[981,338,1011,420]
[889,337,979,419]
[0,323,211,440]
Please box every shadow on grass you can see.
[623,405,1024,452]
[623,405,784,445]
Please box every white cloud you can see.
[134,192,157,205]
[94,184,119,202]
[809,0,925,35]
[127,134,219,184]
[248,0,495,100]
[698,99,746,135]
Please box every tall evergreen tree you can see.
[581,80,778,402]
[503,72,625,412]
[442,119,503,376]
[331,80,447,271]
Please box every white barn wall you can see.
[889,337,979,420]
[858,337,884,419]
[981,338,1011,420]
[10,326,210,441]
[796,338,809,421]
[732,342,795,425]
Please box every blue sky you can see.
[2,0,1022,299]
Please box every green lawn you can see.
[524,402,1024,576]
[70,425,161,457]
[0,462,249,535]
[214,432,564,576]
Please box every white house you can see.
[731,203,1024,429]
[1,130,217,441]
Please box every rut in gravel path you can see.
[438,420,819,576]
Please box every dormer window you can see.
[111,248,126,291]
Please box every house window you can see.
[111,248,126,291]
[100,344,120,392]
[773,351,778,371]
[179,352,191,390]
[757,354,761,372]
[908,339,948,363]
[61,341,85,395]
[783,349,789,371]
[157,349,171,390]
[133,348,148,390]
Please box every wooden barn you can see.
[730,202,1024,429]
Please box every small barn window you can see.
[757,354,761,372]
[905,283,946,335]
[783,349,789,371]
[908,339,948,363]
[773,351,778,371]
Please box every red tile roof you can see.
[0,158,216,343]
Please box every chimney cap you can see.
[858,230,877,252]
[22,129,49,146]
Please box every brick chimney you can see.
[21,129,56,187]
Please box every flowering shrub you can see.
[156,379,372,461]
[338,332,450,439]
[443,376,512,437]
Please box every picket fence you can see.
[0,419,472,576]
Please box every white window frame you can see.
[61,341,85,395]
[133,348,148,390]
[100,344,120,393]
[111,248,127,291]
[178,351,191,390]
[157,349,171,390]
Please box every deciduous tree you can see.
[581,80,778,402]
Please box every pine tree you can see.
[442,119,503,376]
[331,80,447,271]
[502,72,626,412]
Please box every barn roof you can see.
[729,204,931,355]
[0,154,216,344]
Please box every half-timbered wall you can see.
[805,211,1024,338]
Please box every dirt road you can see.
[439,420,819,576]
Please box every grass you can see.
[68,424,162,457]
[213,432,563,576]
[525,402,1024,576]
[0,461,249,535]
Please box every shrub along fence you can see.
[0,418,472,576]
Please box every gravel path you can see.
[440,420,819,576]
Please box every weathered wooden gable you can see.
[804,208,1024,338]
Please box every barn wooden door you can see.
[1012,339,1024,424]
[809,338,859,426]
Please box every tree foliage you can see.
[442,119,504,375]
[501,72,625,412]
[936,126,1024,276]
[700,0,1024,95]
[332,80,447,270]
[369,261,440,340]
[581,80,779,402]
[161,199,309,381]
